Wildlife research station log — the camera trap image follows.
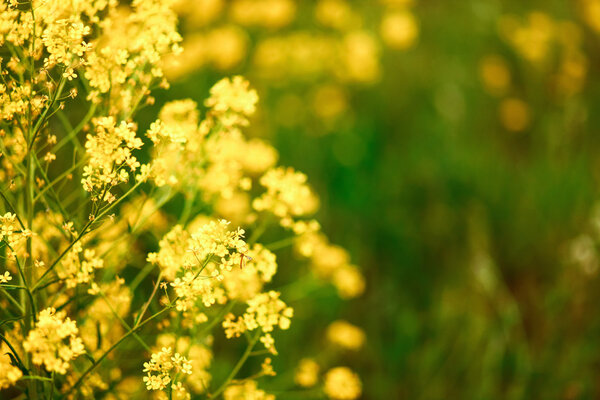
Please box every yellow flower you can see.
[23,308,85,374]
[143,347,192,392]
[498,98,531,132]
[380,10,419,50]
[324,367,362,400]
[479,55,511,96]
[205,76,258,119]
[326,320,366,350]
[223,290,293,352]
[0,271,12,283]
[253,167,319,224]
[295,358,320,387]
[224,380,274,400]
[0,350,22,390]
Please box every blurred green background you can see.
[144,0,600,398]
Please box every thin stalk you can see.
[133,272,162,327]
[52,102,96,153]
[0,288,25,313]
[210,331,261,398]
[98,291,150,351]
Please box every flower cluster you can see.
[205,75,258,125]
[58,243,104,288]
[154,334,213,395]
[296,232,366,299]
[224,380,275,400]
[0,349,22,390]
[83,0,182,109]
[143,347,192,392]
[223,290,293,352]
[82,117,143,198]
[23,308,85,374]
[148,219,248,281]
[222,244,278,301]
[253,167,319,228]
[0,212,31,258]
[0,2,365,396]
[146,77,271,199]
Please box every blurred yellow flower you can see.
[498,98,531,132]
[380,10,419,50]
[295,358,320,387]
[324,367,362,400]
[326,320,366,350]
[479,55,511,96]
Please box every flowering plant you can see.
[0,1,364,399]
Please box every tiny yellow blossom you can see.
[0,271,12,283]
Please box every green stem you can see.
[133,272,162,327]
[0,288,25,312]
[52,102,96,153]
[0,332,26,370]
[197,301,236,340]
[99,291,150,351]
[210,331,261,398]
[0,189,26,229]
[265,236,296,251]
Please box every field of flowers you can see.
[3,0,600,399]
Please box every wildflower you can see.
[229,0,296,29]
[205,76,258,122]
[0,271,11,283]
[498,98,531,132]
[479,55,511,96]
[222,290,293,351]
[324,367,362,400]
[82,117,143,196]
[148,220,248,283]
[315,0,361,31]
[261,357,276,376]
[0,352,22,390]
[380,10,419,50]
[0,212,31,258]
[44,152,56,163]
[253,167,319,226]
[332,264,365,299]
[224,380,274,400]
[326,321,366,350]
[58,243,104,288]
[23,308,85,374]
[342,31,381,83]
[142,347,192,392]
[63,68,77,80]
[295,358,319,387]
[222,244,278,301]
[170,271,227,310]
